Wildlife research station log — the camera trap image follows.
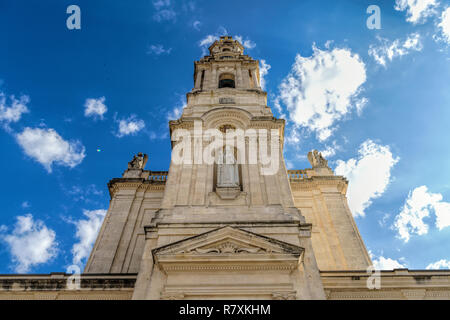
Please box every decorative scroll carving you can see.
[272,292,297,300]
[161,293,185,300]
[218,66,235,73]
[193,242,263,254]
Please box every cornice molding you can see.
[160,264,298,272]
[0,277,136,292]
[108,180,166,198]
[289,176,348,193]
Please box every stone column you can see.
[251,69,259,88]
[194,69,202,89]
[236,64,243,88]
[132,228,158,299]
[210,65,217,89]
[242,67,251,88]
[202,69,210,90]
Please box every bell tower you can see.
[193,36,261,91]
[85,36,371,300]
[182,35,272,119]
[130,36,326,299]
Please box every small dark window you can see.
[219,79,235,88]
[223,48,230,52]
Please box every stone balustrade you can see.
[147,171,169,182]
[143,170,313,183]
[287,170,309,180]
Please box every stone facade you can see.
[0,274,135,300]
[322,269,450,300]
[2,270,449,300]
[0,36,449,300]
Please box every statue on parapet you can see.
[307,150,328,168]
[128,152,148,170]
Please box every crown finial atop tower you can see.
[208,35,245,57]
[189,34,265,104]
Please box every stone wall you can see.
[2,270,449,300]
[321,269,450,299]
[84,179,165,274]
[290,171,372,271]
[0,273,135,300]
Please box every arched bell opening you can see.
[218,73,235,88]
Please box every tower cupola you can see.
[192,36,262,93]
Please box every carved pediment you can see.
[152,226,304,273]
[153,226,303,257]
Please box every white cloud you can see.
[320,147,336,158]
[147,44,172,55]
[370,253,406,270]
[369,33,423,67]
[198,34,219,47]
[21,201,30,209]
[434,200,450,230]
[198,27,228,56]
[319,141,340,158]
[335,140,399,217]
[182,1,195,12]
[284,125,302,146]
[234,35,256,49]
[277,46,367,141]
[199,34,219,48]
[393,185,450,242]
[1,214,58,273]
[273,97,287,119]
[153,0,170,10]
[154,10,176,22]
[438,7,450,44]
[16,127,86,173]
[394,0,439,24]
[426,259,450,269]
[167,102,185,121]
[259,59,271,91]
[84,96,107,120]
[199,35,219,56]
[378,213,391,227]
[65,184,103,203]
[116,115,145,137]
[71,209,106,267]
[193,20,201,31]
[0,93,30,130]
[152,0,176,22]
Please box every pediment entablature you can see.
[152,226,304,273]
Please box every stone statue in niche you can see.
[128,152,148,170]
[307,150,328,168]
[217,145,240,188]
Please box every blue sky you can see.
[0,0,449,273]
